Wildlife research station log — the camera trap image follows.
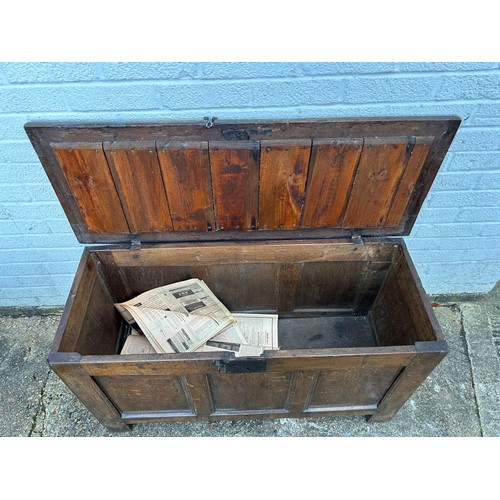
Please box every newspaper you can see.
[120,313,279,356]
[115,279,235,354]
[196,313,279,356]
[121,330,157,355]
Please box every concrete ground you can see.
[0,283,498,437]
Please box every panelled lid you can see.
[25,117,460,244]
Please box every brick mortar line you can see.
[1,99,500,119]
[1,67,499,88]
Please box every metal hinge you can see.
[130,237,141,251]
[351,235,364,245]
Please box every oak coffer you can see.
[25,117,460,432]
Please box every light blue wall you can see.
[0,62,499,306]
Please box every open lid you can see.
[25,117,460,244]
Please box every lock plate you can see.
[215,358,268,373]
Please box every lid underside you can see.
[25,117,460,244]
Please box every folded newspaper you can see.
[115,278,278,357]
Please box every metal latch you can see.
[204,116,217,129]
[214,358,267,373]
[130,237,141,251]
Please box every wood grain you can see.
[104,142,173,232]
[50,362,131,431]
[301,138,363,227]
[278,316,376,349]
[368,344,447,422]
[109,241,394,267]
[308,366,403,408]
[94,375,191,413]
[157,141,215,231]
[385,138,432,226]
[259,139,311,229]
[208,372,292,411]
[31,119,460,242]
[295,260,368,310]
[209,141,260,231]
[52,144,129,233]
[342,137,411,228]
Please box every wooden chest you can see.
[26,117,460,432]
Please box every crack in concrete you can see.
[458,304,484,437]
[27,368,50,437]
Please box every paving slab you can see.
[461,282,500,437]
[0,300,486,437]
[0,315,56,437]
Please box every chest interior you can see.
[58,239,435,357]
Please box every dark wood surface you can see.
[209,141,260,231]
[301,138,362,227]
[104,142,173,233]
[342,137,411,228]
[258,139,311,229]
[52,144,129,233]
[157,141,215,232]
[37,117,455,430]
[385,138,432,226]
[26,117,460,243]
[278,316,376,349]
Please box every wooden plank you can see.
[295,260,368,310]
[58,251,97,353]
[110,241,394,267]
[342,137,412,228]
[92,251,132,303]
[209,141,260,231]
[206,263,278,312]
[385,137,432,226]
[74,272,124,355]
[94,375,191,413]
[183,374,213,416]
[308,367,403,409]
[394,243,444,341]
[28,117,460,145]
[301,138,363,227]
[52,144,129,233]
[81,349,417,377]
[278,316,377,349]
[354,261,391,315]
[259,139,311,229]
[104,142,173,233]
[370,264,419,347]
[207,372,292,411]
[287,372,316,413]
[276,262,302,312]
[118,265,213,298]
[157,141,215,231]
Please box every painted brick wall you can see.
[0,62,499,306]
